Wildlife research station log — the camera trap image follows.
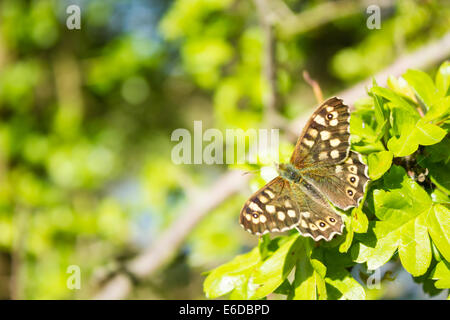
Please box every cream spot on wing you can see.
[336,165,343,174]
[319,152,328,160]
[259,215,267,223]
[301,212,310,218]
[284,200,292,208]
[266,205,276,214]
[259,195,269,203]
[330,150,340,159]
[314,115,326,126]
[301,220,308,228]
[308,128,318,138]
[264,190,275,199]
[330,138,340,147]
[320,130,331,140]
[330,119,338,126]
[287,210,296,218]
[245,214,252,221]
[345,158,353,164]
[330,111,338,118]
[249,202,262,212]
[309,223,318,230]
[277,211,286,221]
[326,106,333,112]
[303,138,314,148]
[252,217,260,224]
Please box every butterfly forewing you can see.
[290,97,351,167]
[239,177,300,235]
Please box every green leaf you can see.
[339,221,353,253]
[422,96,450,123]
[403,69,440,110]
[414,119,447,145]
[250,235,301,299]
[325,267,366,300]
[356,166,434,275]
[352,208,369,233]
[371,86,418,114]
[203,247,261,299]
[368,150,393,180]
[436,61,450,97]
[430,261,450,289]
[387,116,446,157]
[291,240,327,300]
[418,137,450,194]
[398,213,432,277]
[427,204,450,262]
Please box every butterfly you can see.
[239,97,370,241]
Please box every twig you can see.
[254,0,279,126]
[93,31,450,300]
[303,71,324,104]
[266,0,394,38]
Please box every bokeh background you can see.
[0,0,449,299]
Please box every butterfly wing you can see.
[290,97,351,167]
[290,97,369,210]
[301,151,370,210]
[239,176,344,241]
[292,179,344,241]
[239,177,300,235]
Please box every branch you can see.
[93,31,450,300]
[254,0,282,127]
[266,0,394,38]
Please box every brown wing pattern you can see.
[301,151,370,210]
[239,177,300,236]
[290,97,351,168]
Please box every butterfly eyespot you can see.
[329,218,335,222]
[319,222,326,227]
[347,189,353,196]
[327,113,333,120]
[252,213,259,218]
[350,177,356,183]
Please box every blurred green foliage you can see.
[0,0,448,299]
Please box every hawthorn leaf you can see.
[250,235,301,299]
[435,61,450,97]
[427,204,450,261]
[368,150,393,180]
[430,261,450,289]
[398,213,432,277]
[203,247,261,299]
[325,268,366,300]
[403,69,440,110]
[352,207,369,234]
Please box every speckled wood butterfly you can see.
[239,97,369,241]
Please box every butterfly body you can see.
[239,97,370,241]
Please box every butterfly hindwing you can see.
[301,151,370,210]
[291,179,344,241]
[290,97,351,167]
